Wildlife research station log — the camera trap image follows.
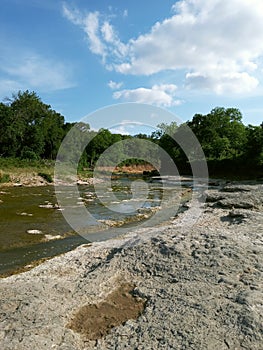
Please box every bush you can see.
[38,172,53,183]
[21,148,39,161]
[0,173,11,183]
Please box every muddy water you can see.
[0,176,184,275]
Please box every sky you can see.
[1,0,263,133]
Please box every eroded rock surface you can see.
[0,183,262,349]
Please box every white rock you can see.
[44,234,62,241]
[27,229,43,234]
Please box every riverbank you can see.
[0,158,54,187]
[0,182,262,349]
[0,160,156,187]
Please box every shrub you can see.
[38,172,53,183]
[0,173,11,183]
[21,148,39,161]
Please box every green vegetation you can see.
[37,172,53,183]
[0,157,54,174]
[0,90,262,179]
[0,91,66,160]
[157,107,263,178]
[0,157,54,170]
[0,172,10,183]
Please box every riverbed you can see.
[0,182,262,349]
[0,175,187,275]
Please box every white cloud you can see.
[1,54,74,91]
[116,0,263,94]
[109,125,131,135]
[186,71,259,94]
[113,84,181,107]
[123,9,128,18]
[63,0,263,95]
[108,80,123,89]
[101,21,115,43]
[63,4,127,64]
[109,120,145,135]
[63,5,105,57]
[84,12,106,56]
[62,4,83,25]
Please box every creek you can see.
[0,175,187,275]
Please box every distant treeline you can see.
[0,90,262,178]
[157,107,263,177]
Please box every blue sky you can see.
[1,0,263,133]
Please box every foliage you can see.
[37,172,53,183]
[187,107,247,160]
[0,172,10,183]
[245,124,263,165]
[156,108,262,178]
[0,157,54,169]
[0,90,262,178]
[0,90,66,159]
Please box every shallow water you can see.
[0,176,184,275]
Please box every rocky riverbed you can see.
[0,182,262,349]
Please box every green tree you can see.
[187,107,246,160]
[86,129,122,167]
[245,124,263,165]
[41,111,65,159]
[0,90,67,160]
[0,102,15,157]
[8,90,48,158]
[151,121,178,140]
[57,122,91,166]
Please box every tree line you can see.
[156,107,262,176]
[0,90,262,177]
[0,91,159,170]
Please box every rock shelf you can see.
[0,183,262,349]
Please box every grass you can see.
[77,168,93,179]
[0,158,54,184]
[0,157,54,169]
[0,158,94,184]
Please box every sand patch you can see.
[67,283,146,340]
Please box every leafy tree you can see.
[8,90,48,157]
[86,129,122,167]
[0,102,15,157]
[0,90,66,160]
[41,111,65,159]
[57,122,91,165]
[151,121,178,140]
[187,107,247,160]
[245,124,263,165]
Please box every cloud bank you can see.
[63,0,263,95]
[113,84,181,107]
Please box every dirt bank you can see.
[0,163,156,187]
[0,182,262,349]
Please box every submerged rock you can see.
[44,234,62,241]
[17,212,33,216]
[26,229,43,234]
